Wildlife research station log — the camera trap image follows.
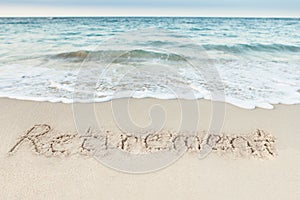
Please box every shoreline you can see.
[1,97,300,199]
[1,95,300,110]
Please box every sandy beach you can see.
[0,97,299,199]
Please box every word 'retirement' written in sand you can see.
[9,124,277,159]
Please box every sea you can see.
[0,17,300,109]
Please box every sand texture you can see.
[0,98,300,199]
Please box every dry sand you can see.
[0,97,299,199]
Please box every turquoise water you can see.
[0,17,300,109]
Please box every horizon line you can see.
[1,16,300,18]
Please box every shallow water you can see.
[0,17,300,109]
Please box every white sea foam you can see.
[0,59,299,109]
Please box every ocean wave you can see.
[53,49,185,62]
[54,44,300,63]
[203,44,300,53]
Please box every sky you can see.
[0,0,299,17]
